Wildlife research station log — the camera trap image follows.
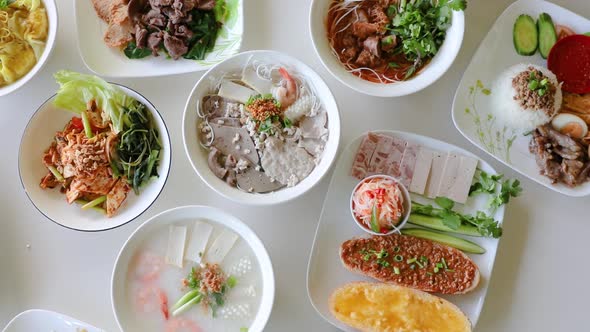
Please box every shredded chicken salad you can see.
[40,71,162,217]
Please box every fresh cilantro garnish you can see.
[0,0,13,9]
[470,170,522,212]
[186,267,200,289]
[246,93,281,108]
[389,0,466,79]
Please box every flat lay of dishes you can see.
[307,130,521,331]
[111,206,274,332]
[453,0,590,196]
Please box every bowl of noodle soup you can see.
[0,0,57,97]
[309,0,464,97]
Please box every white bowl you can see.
[182,50,341,205]
[111,205,275,332]
[0,0,58,97]
[350,175,411,236]
[2,309,104,332]
[74,0,243,77]
[18,83,171,232]
[309,0,465,97]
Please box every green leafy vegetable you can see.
[124,42,152,59]
[53,71,135,133]
[186,267,200,289]
[412,200,503,238]
[183,9,221,60]
[389,0,465,79]
[0,0,13,9]
[470,170,522,212]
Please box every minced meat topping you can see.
[512,66,556,116]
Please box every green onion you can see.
[394,255,403,262]
[436,262,444,269]
[406,257,417,264]
[434,267,440,273]
[446,269,455,272]
[415,261,424,268]
[47,165,65,182]
[393,266,400,275]
[426,272,433,276]
[394,246,401,253]
[410,264,416,270]
[171,290,200,312]
[419,256,428,263]
[227,275,237,288]
[74,200,106,214]
[172,293,203,317]
[370,204,380,233]
[81,111,94,138]
[441,258,448,269]
[81,196,106,210]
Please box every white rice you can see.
[492,63,562,133]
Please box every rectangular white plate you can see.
[2,309,104,332]
[74,0,243,77]
[306,130,505,331]
[452,0,590,197]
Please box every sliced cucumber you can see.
[538,13,557,59]
[401,228,486,254]
[513,14,538,56]
[408,214,482,237]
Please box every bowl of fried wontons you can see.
[0,0,57,97]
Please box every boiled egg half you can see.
[551,113,588,139]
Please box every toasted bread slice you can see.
[330,282,472,332]
[340,234,480,294]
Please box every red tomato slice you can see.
[547,34,590,94]
[70,117,84,130]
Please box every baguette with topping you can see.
[340,234,480,294]
[330,282,472,332]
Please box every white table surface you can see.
[1,0,589,331]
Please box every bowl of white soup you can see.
[111,205,275,332]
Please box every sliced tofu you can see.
[410,147,435,195]
[203,230,239,264]
[425,151,447,199]
[398,142,419,187]
[165,226,187,268]
[242,66,273,94]
[185,220,213,264]
[218,80,257,104]
[437,153,479,204]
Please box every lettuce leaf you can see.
[53,70,136,133]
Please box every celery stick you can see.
[47,165,65,182]
[81,111,94,138]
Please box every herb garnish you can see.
[527,70,551,96]
[124,42,152,59]
[412,198,503,238]
[469,170,522,213]
[0,0,13,9]
[389,0,466,80]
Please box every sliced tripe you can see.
[203,229,239,264]
[218,80,257,104]
[410,147,435,195]
[242,66,273,94]
[165,225,187,268]
[425,151,447,199]
[437,153,479,204]
[185,220,213,264]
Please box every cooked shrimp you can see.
[131,252,165,283]
[275,67,298,109]
[165,318,203,332]
[135,286,169,320]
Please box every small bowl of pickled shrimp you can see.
[350,175,411,236]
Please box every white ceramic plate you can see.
[0,0,58,97]
[183,50,341,205]
[111,205,275,332]
[2,309,103,332]
[307,130,505,330]
[74,0,243,77]
[452,0,590,197]
[309,0,464,97]
[18,84,171,232]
